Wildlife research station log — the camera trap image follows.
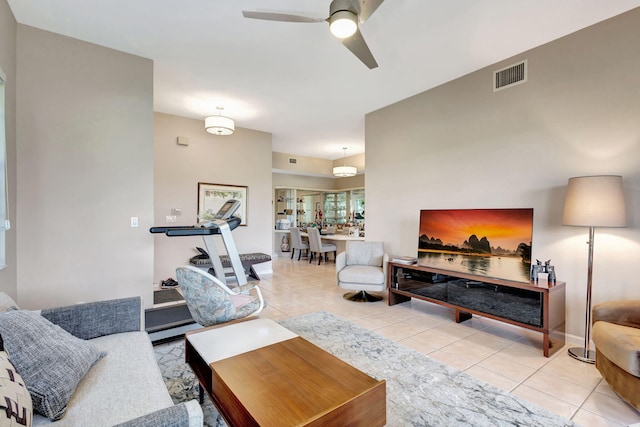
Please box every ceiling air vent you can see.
[289,158,297,164]
[493,59,527,92]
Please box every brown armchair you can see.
[592,300,640,410]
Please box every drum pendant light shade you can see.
[205,107,235,135]
[333,165,357,177]
[333,147,357,177]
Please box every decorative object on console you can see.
[333,147,357,177]
[562,175,627,364]
[418,208,534,283]
[204,106,234,135]
[530,259,556,283]
[392,256,417,265]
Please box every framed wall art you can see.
[197,182,248,225]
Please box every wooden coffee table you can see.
[185,318,386,427]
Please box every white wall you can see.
[153,113,272,283]
[0,0,17,298]
[16,25,155,309]
[365,9,640,338]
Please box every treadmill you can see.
[150,199,247,287]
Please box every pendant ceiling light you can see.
[205,106,235,136]
[333,147,357,177]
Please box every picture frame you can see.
[197,182,248,226]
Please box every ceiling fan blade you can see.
[242,10,326,23]
[355,0,385,22]
[341,28,378,69]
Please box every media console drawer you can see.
[388,262,566,357]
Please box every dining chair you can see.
[289,227,309,261]
[307,228,337,265]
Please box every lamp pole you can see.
[568,226,596,363]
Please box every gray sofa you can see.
[0,294,203,426]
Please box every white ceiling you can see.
[7,0,640,160]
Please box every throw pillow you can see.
[0,334,32,427]
[0,310,105,421]
[0,292,19,312]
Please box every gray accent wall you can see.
[0,0,16,298]
[365,9,640,338]
[16,25,154,309]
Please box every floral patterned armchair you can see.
[175,265,265,327]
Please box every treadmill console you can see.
[214,199,241,220]
[196,199,241,228]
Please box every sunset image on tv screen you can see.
[418,208,533,283]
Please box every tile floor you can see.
[254,255,640,427]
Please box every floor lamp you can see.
[562,175,626,363]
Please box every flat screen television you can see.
[418,208,533,283]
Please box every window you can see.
[0,68,8,269]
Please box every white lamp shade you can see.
[329,11,357,39]
[333,165,357,177]
[562,175,626,227]
[205,115,235,135]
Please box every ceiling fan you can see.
[242,0,385,69]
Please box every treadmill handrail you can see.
[149,216,241,236]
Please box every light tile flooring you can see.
[254,256,640,427]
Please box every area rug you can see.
[153,288,184,305]
[154,311,575,427]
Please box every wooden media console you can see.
[388,262,566,357]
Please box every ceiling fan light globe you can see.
[329,11,357,39]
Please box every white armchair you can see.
[336,241,389,302]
